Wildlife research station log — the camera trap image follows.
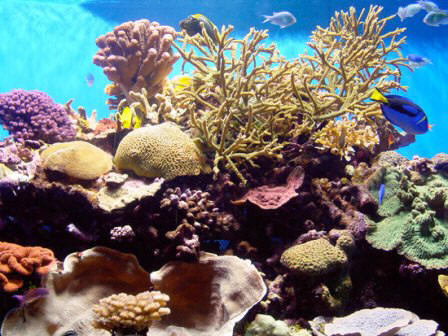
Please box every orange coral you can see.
[0,242,56,292]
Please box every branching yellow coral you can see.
[167,6,409,183]
[92,291,170,332]
[312,118,379,160]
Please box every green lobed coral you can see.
[366,166,448,269]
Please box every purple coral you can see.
[0,90,76,143]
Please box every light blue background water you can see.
[0,0,447,159]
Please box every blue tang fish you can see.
[378,184,386,205]
[371,88,429,134]
[85,73,94,87]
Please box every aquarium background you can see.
[0,0,447,158]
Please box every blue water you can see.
[0,0,447,158]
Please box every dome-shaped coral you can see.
[280,238,348,277]
[114,122,204,180]
[41,141,113,180]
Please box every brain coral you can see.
[41,141,113,180]
[280,238,348,277]
[366,166,448,269]
[114,122,203,180]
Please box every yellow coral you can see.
[41,141,113,180]
[312,119,379,161]
[280,238,348,277]
[114,122,204,180]
[438,274,448,298]
[92,290,170,332]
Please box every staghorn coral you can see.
[0,90,76,144]
[114,122,204,180]
[0,242,56,292]
[169,6,409,183]
[41,141,113,180]
[172,25,296,184]
[92,291,170,333]
[93,19,180,110]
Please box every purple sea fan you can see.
[0,90,76,143]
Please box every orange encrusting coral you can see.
[0,242,56,292]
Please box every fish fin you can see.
[371,88,389,104]
[192,14,202,19]
[416,115,427,124]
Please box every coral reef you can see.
[92,291,170,333]
[41,141,113,180]
[114,122,204,180]
[0,242,56,292]
[0,90,76,144]
[1,4,448,336]
[93,19,180,110]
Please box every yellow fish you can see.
[170,75,193,93]
[119,107,142,129]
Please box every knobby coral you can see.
[0,242,56,292]
[0,90,76,144]
[92,291,170,333]
[93,19,180,110]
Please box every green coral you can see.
[280,238,348,277]
[367,167,448,269]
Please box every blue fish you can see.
[407,54,432,70]
[85,73,94,87]
[371,88,429,134]
[204,239,230,252]
[378,184,386,205]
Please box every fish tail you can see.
[371,88,389,104]
[262,15,271,23]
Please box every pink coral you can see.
[233,166,305,210]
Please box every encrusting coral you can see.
[41,141,113,180]
[167,5,409,183]
[93,19,180,111]
[0,242,56,292]
[114,122,204,180]
[92,291,170,333]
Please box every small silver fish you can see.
[262,11,297,28]
[423,10,448,26]
[397,4,422,21]
[417,0,440,12]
